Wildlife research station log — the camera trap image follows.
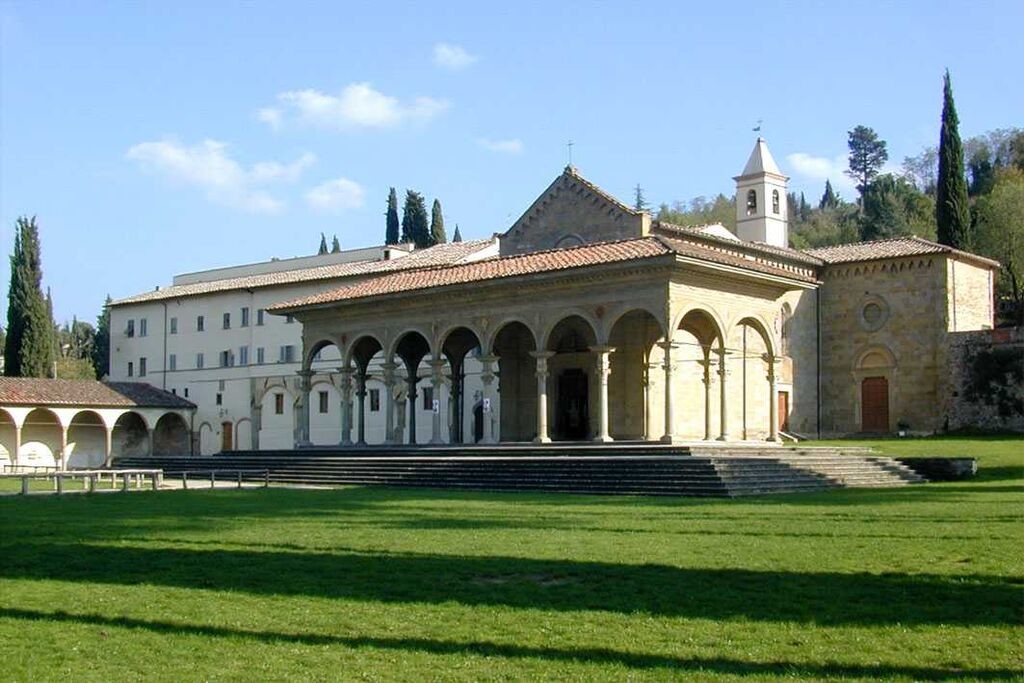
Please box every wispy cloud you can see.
[433,42,478,70]
[477,138,523,154]
[305,177,366,213]
[126,139,315,214]
[261,83,449,130]
[786,152,855,194]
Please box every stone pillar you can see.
[296,369,313,448]
[382,362,397,445]
[103,427,113,467]
[147,428,155,456]
[591,346,614,443]
[59,425,68,470]
[479,355,498,444]
[429,359,446,445]
[251,402,262,452]
[717,348,730,441]
[531,351,555,443]
[701,355,713,441]
[339,367,354,446]
[13,425,22,466]
[766,354,780,442]
[406,367,420,445]
[643,361,659,441]
[356,369,369,446]
[658,341,676,443]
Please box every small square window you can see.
[184,387,189,398]
[319,391,329,414]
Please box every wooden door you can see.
[221,422,233,452]
[861,377,889,432]
[778,391,790,432]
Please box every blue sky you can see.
[2,0,1022,324]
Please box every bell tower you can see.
[734,138,789,247]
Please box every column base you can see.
[716,435,730,442]
[592,435,614,443]
[533,436,552,444]
[766,435,781,443]
[660,435,683,444]
[296,440,314,449]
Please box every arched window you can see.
[772,189,780,214]
[746,190,757,216]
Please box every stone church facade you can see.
[270,139,999,446]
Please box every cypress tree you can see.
[452,225,463,243]
[401,190,430,248]
[386,187,400,244]
[317,233,328,255]
[430,199,447,246]
[820,180,838,210]
[331,235,341,253]
[936,70,972,249]
[4,216,55,377]
[91,295,111,379]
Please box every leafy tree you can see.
[91,295,111,379]
[974,168,1024,325]
[656,194,736,233]
[452,225,463,243]
[317,233,328,255]
[846,125,889,211]
[901,148,939,195]
[331,235,341,253]
[968,146,996,197]
[401,190,430,248]
[386,187,400,244]
[819,180,840,210]
[4,216,55,377]
[633,184,648,212]
[860,174,935,241]
[790,204,860,249]
[430,199,447,246]
[936,70,972,250]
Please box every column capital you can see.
[337,365,354,378]
[589,345,615,355]
[478,354,498,365]
[529,351,556,360]
[656,340,677,351]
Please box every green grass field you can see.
[1,436,1021,681]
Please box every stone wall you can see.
[947,327,1024,433]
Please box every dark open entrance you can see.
[556,368,589,440]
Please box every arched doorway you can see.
[856,347,896,433]
[441,326,482,444]
[154,413,190,455]
[491,321,537,442]
[221,421,233,452]
[67,410,107,468]
[546,315,598,441]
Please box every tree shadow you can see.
[0,607,1016,681]
[1,543,1018,627]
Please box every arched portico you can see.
[392,330,432,444]
[491,320,537,443]
[543,315,599,441]
[608,309,664,440]
[66,410,107,468]
[20,408,62,468]
[111,411,150,458]
[671,308,727,442]
[440,326,483,445]
[346,335,384,446]
[153,412,191,455]
[731,316,779,441]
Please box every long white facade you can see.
[110,241,499,454]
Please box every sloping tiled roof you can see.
[272,234,817,312]
[805,236,1000,268]
[738,137,784,177]
[652,221,824,265]
[0,378,195,409]
[111,240,494,306]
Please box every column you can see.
[147,428,155,456]
[296,369,313,448]
[658,341,676,443]
[717,348,730,441]
[590,346,614,443]
[406,366,420,445]
[339,367,354,446]
[382,362,397,445]
[701,355,713,441]
[59,425,69,470]
[478,355,498,444]
[429,359,446,445]
[766,355,780,442]
[103,427,113,467]
[356,369,369,446]
[530,351,555,443]
[13,425,22,466]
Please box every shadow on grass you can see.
[1,543,1019,626]
[0,607,1017,680]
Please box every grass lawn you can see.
[1,436,1021,681]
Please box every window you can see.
[196,352,205,369]
[241,307,250,327]
[319,391,329,414]
[169,354,177,371]
[127,361,134,377]
[170,317,178,334]
[197,315,205,332]
[219,350,234,368]
[184,387,189,398]
[216,393,223,406]
[369,388,381,412]
[257,309,265,326]
[279,345,296,363]
[285,314,295,324]
[256,347,265,365]
[238,346,249,365]
[223,312,231,329]
[772,189,780,214]
[139,319,148,337]
[139,357,147,377]
[274,393,285,415]
[422,386,433,411]
[171,388,177,395]
[126,319,135,337]
[746,189,757,216]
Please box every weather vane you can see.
[753,119,763,133]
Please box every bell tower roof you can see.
[737,137,785,178]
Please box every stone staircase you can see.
[114,443,924,497]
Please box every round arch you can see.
[304,336,343,370]
[20,407,62,468]
[0,408,17,467]
[153,412,190,455]
[344,334,385,370]
[439,325,484,445]
[606,305,666,341]
[234,417,254,451]
[608,308,665,440]
[66,410,107,468]
[542,314,599,352]
[112,411,150,458]
[674,306,727,346]
[437,322,485,355]
[485,318,538,354]
[491,320,539,442]
[853,344,898,433]
[732,315,776,358]
[386,326,435,361]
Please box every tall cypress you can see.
[936,70,971,249]
[452,225,463,243]
[430,199,447,246]
[91,295,111,380]
[331,235,341,253]
[401,190,430,248]
[386,187,400,244]
[4,216,55,377]
[820,179,838,210]
[317,233,328,255]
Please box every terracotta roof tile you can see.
[0,378,195,409]
[111,240,494,306]
[805,236,1000,267]
[653,221,824,265]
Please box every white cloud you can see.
[305,177,366,213]
[433,42,478,70]
[477,138,523,154]
[786,152,856,194]
[264,83,449,130]
[126,139,315,214]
